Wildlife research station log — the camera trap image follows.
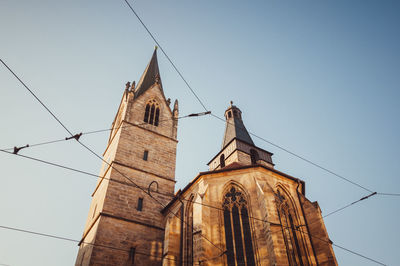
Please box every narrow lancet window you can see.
[220,154,225,168]
[129,247,136,265]
[137,198,143,211]
[223,186,256,266]
[143,150,148,161]
[149,104,155,124]
[143,99,160,126]
[250,149,259,165]
[144,104,150,123]
[155,108,160,126]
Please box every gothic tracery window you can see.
[276,189,308,266]
[143,99,160,126]
[223,186,256,266]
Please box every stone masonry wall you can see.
[162,167,336,266]
[76,79,178,265]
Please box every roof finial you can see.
[155,45,158,50]
[230,100,233,106]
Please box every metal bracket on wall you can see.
[148,180,159,196]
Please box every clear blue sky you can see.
[1,1,399,265]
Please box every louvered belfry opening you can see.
[223,186,256,266]
[143,99,160,126]
[250,149,259,165]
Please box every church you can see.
[75,48,337,266]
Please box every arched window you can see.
[149,104,155,124]
[276,189,307,266]
[220,154,225,168]
[250,149,259,165]
[143,99,160,126]
[144,104,150,123]
[155,108,160,126]
[223,186,256,266]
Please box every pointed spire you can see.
[173,99,179,117]
[134,47,163,98]
[222,102,254,148]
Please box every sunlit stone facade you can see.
[76,49,337,266]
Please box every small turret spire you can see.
[222,102,254,148]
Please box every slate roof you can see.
[222,105,254,148]
[134,48,163,99]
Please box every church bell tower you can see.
[75,48,179,266]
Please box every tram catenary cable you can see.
[2,109,398,198]
[293,226,386,266]
[377,192,400,197]
[0,148,387,265]
[0,212,386,266]
[0,147,379,226]
[3,114,399,197]
[0,59,73,136]
[0,59,222,255]
[123,0,208,112]
[0,112,209,152]
[0,56,391,196]
[0,224,180,263]
[121,1,381,195]
[211,114,374,193]
[0,14,394,265]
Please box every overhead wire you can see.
[179,193,386,266]
[377,192,400,197]
[194,201,387,266]
[4,215,385,266]
[0,148,386,265]
[0,3,396,264]
[0,113,204,152]
[322,192,377,219]
[0,58,223,256]
[120,0,382,195]
[3,113,399,199]
[0,224,180,263]
[0,149,99,178]
[76,138,224,254]
[265,191,378,238]
[0,58,392,265]
[0,53,391,266]
[123,0,208,112]
[2,120,399,198]
[211,113,374,193]
[0,147,378,227]
[0,59,73,136]
[3,0,396,197]
[292,226,387,266]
